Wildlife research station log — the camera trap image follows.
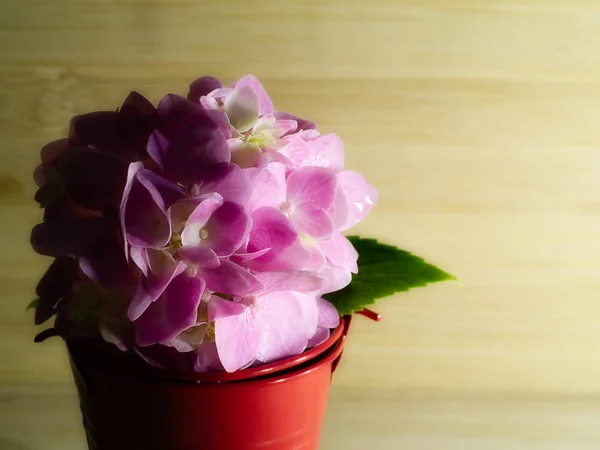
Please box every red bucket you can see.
[67,316,351,450]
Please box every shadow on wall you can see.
[0,437,32,450]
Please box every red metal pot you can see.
[67,316,351,450]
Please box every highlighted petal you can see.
[333,171,378,231]
[287,166,337,210]
[234,75,274,115]
[290,204,335,240]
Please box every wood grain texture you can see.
[2,0,600,448]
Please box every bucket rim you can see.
[68,316,351,384]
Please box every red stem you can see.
[356,308,382,322]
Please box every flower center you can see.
[199,228,209,240]
[244,295,259,307]
[280,201,296,215]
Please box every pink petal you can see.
[286,166,337,210]
[309,134,345,172]
[233,75,274,115]
[290,204,335,240]
[320,232,358,273]
[274,111,317,132]
[319,265,353,295]
[333,171,378,231]
[292,291,319,340]
[245,162,286,211]
[130,247,149,276]
[212,296,260,372]
[254,291,306,363]
[307,327,330,348]
[199,260,262,296]
[224,86,259,131]
[135,274,205,347]
[316,297,340,328]
[301,240,327,272]
[255,271,323,294]
[231,247,271,262]
[178,246,220,268]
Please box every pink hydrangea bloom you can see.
[30,74,377,373]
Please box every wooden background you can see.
[2,0,600,448]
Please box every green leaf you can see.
[27,298,39,310]
[323,236,457,315]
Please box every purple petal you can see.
[333,171,378,231]
[187,76,224,103]
[233,75,274,116]
[130,246,149,276]
[122,174,172,248]
[31,217,115,258]
[53,146,129,210]
[135,344,197,372]
[149,95,230,183]
[199,260,263,296]
[128,251,185,321]
[274,111,317,132]
[178,246,220,268]
[316,297,340,328]
[208,295,246,321]
[246,207,310,271]
[224,86,259,131]
[136,169,184,210]
[254,291,306,363]
[35,257,78,325]
[231,247,271,263]
[70,92,158,161]
[79,237,132,289]
[180,196,223,246]
[195,341,225,372]
[290,204,335,240]
[212,296,260,372]
[255,271,323,294]
[196,162,253,205]
[286,166,337,210]
[40,139,69,164]
[203,202,251,257]
[135,274,205,347]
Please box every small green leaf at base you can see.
[27,298,40,310]
[323,236,457,315]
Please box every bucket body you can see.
[68,317,350,450]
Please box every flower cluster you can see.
[31,75,377,372]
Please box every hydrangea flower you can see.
[30,74,377,372]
